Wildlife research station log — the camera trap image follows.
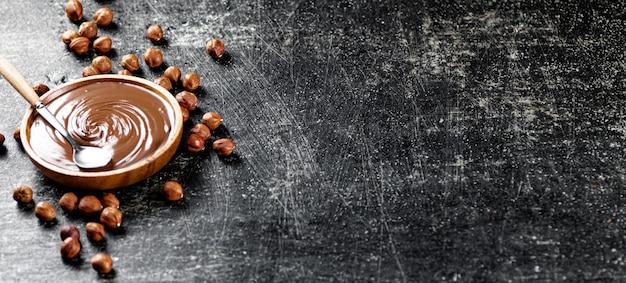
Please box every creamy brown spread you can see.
[28,81,176,171]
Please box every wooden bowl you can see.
[20,75,183,190]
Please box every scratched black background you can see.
[1,0,626,282]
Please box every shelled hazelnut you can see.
[182,72,200,92]
[206,39,225,59]
[190,123,211,141]
[58,192,79,213]
[12,184,33,204]
[32,84,49,96]
[101,193,120,209]
[69,37,90,55]
[93,36,112,54]
[146,24,164,44]
[143,47,163,68]
[65,0,83,22]
[60,225,80,241]
[201,112,223,130]
[85,222,105,242]
[91,253,113,273]
[162,180,183,201]
[180,106,189,122]
[120,54,140,71]
[82,66,100,77]
[93,7,114,26]
[154,77,172,91]
[164,66,181,83]
[78,195,103,217]
[212,138,235,156]
[118,69,132,76]
[185,134,205,153]
[35,201,57,222]
[175,91,197,111]
[61,30,79,44]
[60,237,81,259]
[100,207,122,229]
[78,21,98,40]
[92,56,112,73]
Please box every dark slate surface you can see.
[1,0,626,282]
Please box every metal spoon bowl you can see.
[0,55,112,170]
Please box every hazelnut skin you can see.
[206,39,225,59]
[78,21,98,40]
[60,237,81,259]
[201,112,223,130]
[78,195,103,217]
[82,66,100,77]
[93,36,112,54]
[61,30,79,44]
[58,192,79,213]
[65,0,83,22]
[182,72,200,92]
[154,77,172,91]
[69,37,90,55]
[85,222,105,242]
[180,106,190,122]
[120,54,140,71]
[162,181,183,201]
[101,193,120,209]
[185,134,205,153]
[100,207,123,229]
[35,201,57,222]
[175,91,198,111]
[143,47,163,68]
[12,184,33,204]
[60,225,80,241]
[146,24,164,44]
[212,138,235,156]
[91,253,113,273]
[190,123,211,141]
[164,66,181,83]
[92,56,112,73]
[93,7,114,26]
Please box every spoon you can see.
[0,55,113,169]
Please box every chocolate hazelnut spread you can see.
[28,81,176,171]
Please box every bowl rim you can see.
[20,74,183,179]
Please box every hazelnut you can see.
[120,54,140,71]
[60,225,80,241]
[182,72,200,92]
[190,123,211,141]
[32,84,49,96]
[91,253,113,274]
[93,7,114,26]
[0,133,4,147]
[93,36,112,54]
[82,66,100,77]
[78,21,98,40]
[143,47,163,68]
[65,0,83,22]
[12,184,33,204]
[100,207,122,229]
[118,69,132,76]
[60,237,81,259]
[78,195,103,217]
[35,201,57,222]
[180,106,190,122]
[154,77,172,91]
[212,138,235,156]
[175,91,198,111]
[206,39,225,59]
[69,37,90,55]
[85,222,105,242]
[61,30,79,44]
[92,56,112,73]
[164,66,181,83]
[162,181,183,201]
[146,24,164,44]
[13,127,21,144]
[201,112,223,130]
[58,192,79,213]
[185,134,205,153]
[101,193,120,209]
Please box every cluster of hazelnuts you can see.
[12,179,184,274]
[63,0,113,56]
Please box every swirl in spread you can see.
[28,81,176,171]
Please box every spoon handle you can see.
[0,55,41,106]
